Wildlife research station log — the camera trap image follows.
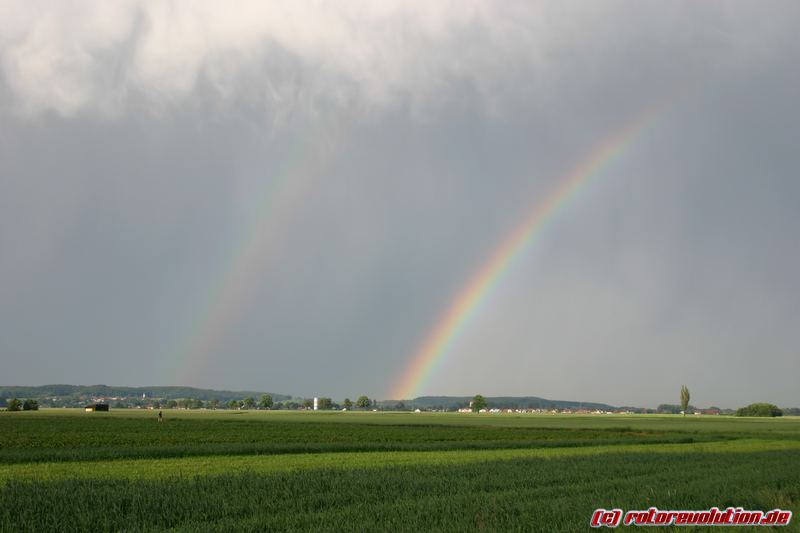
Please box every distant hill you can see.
[0,385,290,402]
[400,396,617,411]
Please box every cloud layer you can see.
[4,1,784,119]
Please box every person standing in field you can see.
[158,410,163,423]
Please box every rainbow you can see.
[391,95,681,400]
[166,114,349,386]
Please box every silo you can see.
[313,397,319,411]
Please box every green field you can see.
[1,410,798,532]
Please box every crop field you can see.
[1,410,798,532]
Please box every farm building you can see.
[85,404,109,412]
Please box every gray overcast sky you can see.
[1,1,798,407]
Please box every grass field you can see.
[1,410,798,532]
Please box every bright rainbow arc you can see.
[391,95,680,400]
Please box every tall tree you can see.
[343,398,352,410]
[680,385,690,416]
[6,398,22,411]
[258,394,273,409]
[471,394,487,412]
[356,396,371,409]
[22,399,39,411]
[242,396,256,410]
[227,399,241,410]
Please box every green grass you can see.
[1,409,799,531]
[0,410,738,464]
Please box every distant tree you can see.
[192,399,204,409]
[657,404,681,415]
[6,398,22,412]
[208,399,220,410]
[357,396,371,409]
[318,398,332,410]
[301,399,313,409]
[680,385,690,415]
[736,403,783,417]
[782,407,800,416]
[178,398,192,409]
[471,394,487,412]
[243,396,256,410]
[114,401,126,409]
[343,398,352,410]
[166,400,178,409]
[258,394,273,409]
[151,400,161,409]
[227,399,242,410]
[0,398,6,408]
[22,399,39,411]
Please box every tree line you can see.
[144,394,376,411]
[0,394,378,411]
[3,398,39,411]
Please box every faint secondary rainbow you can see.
[391,95,681,400]
[166,114,349,386]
